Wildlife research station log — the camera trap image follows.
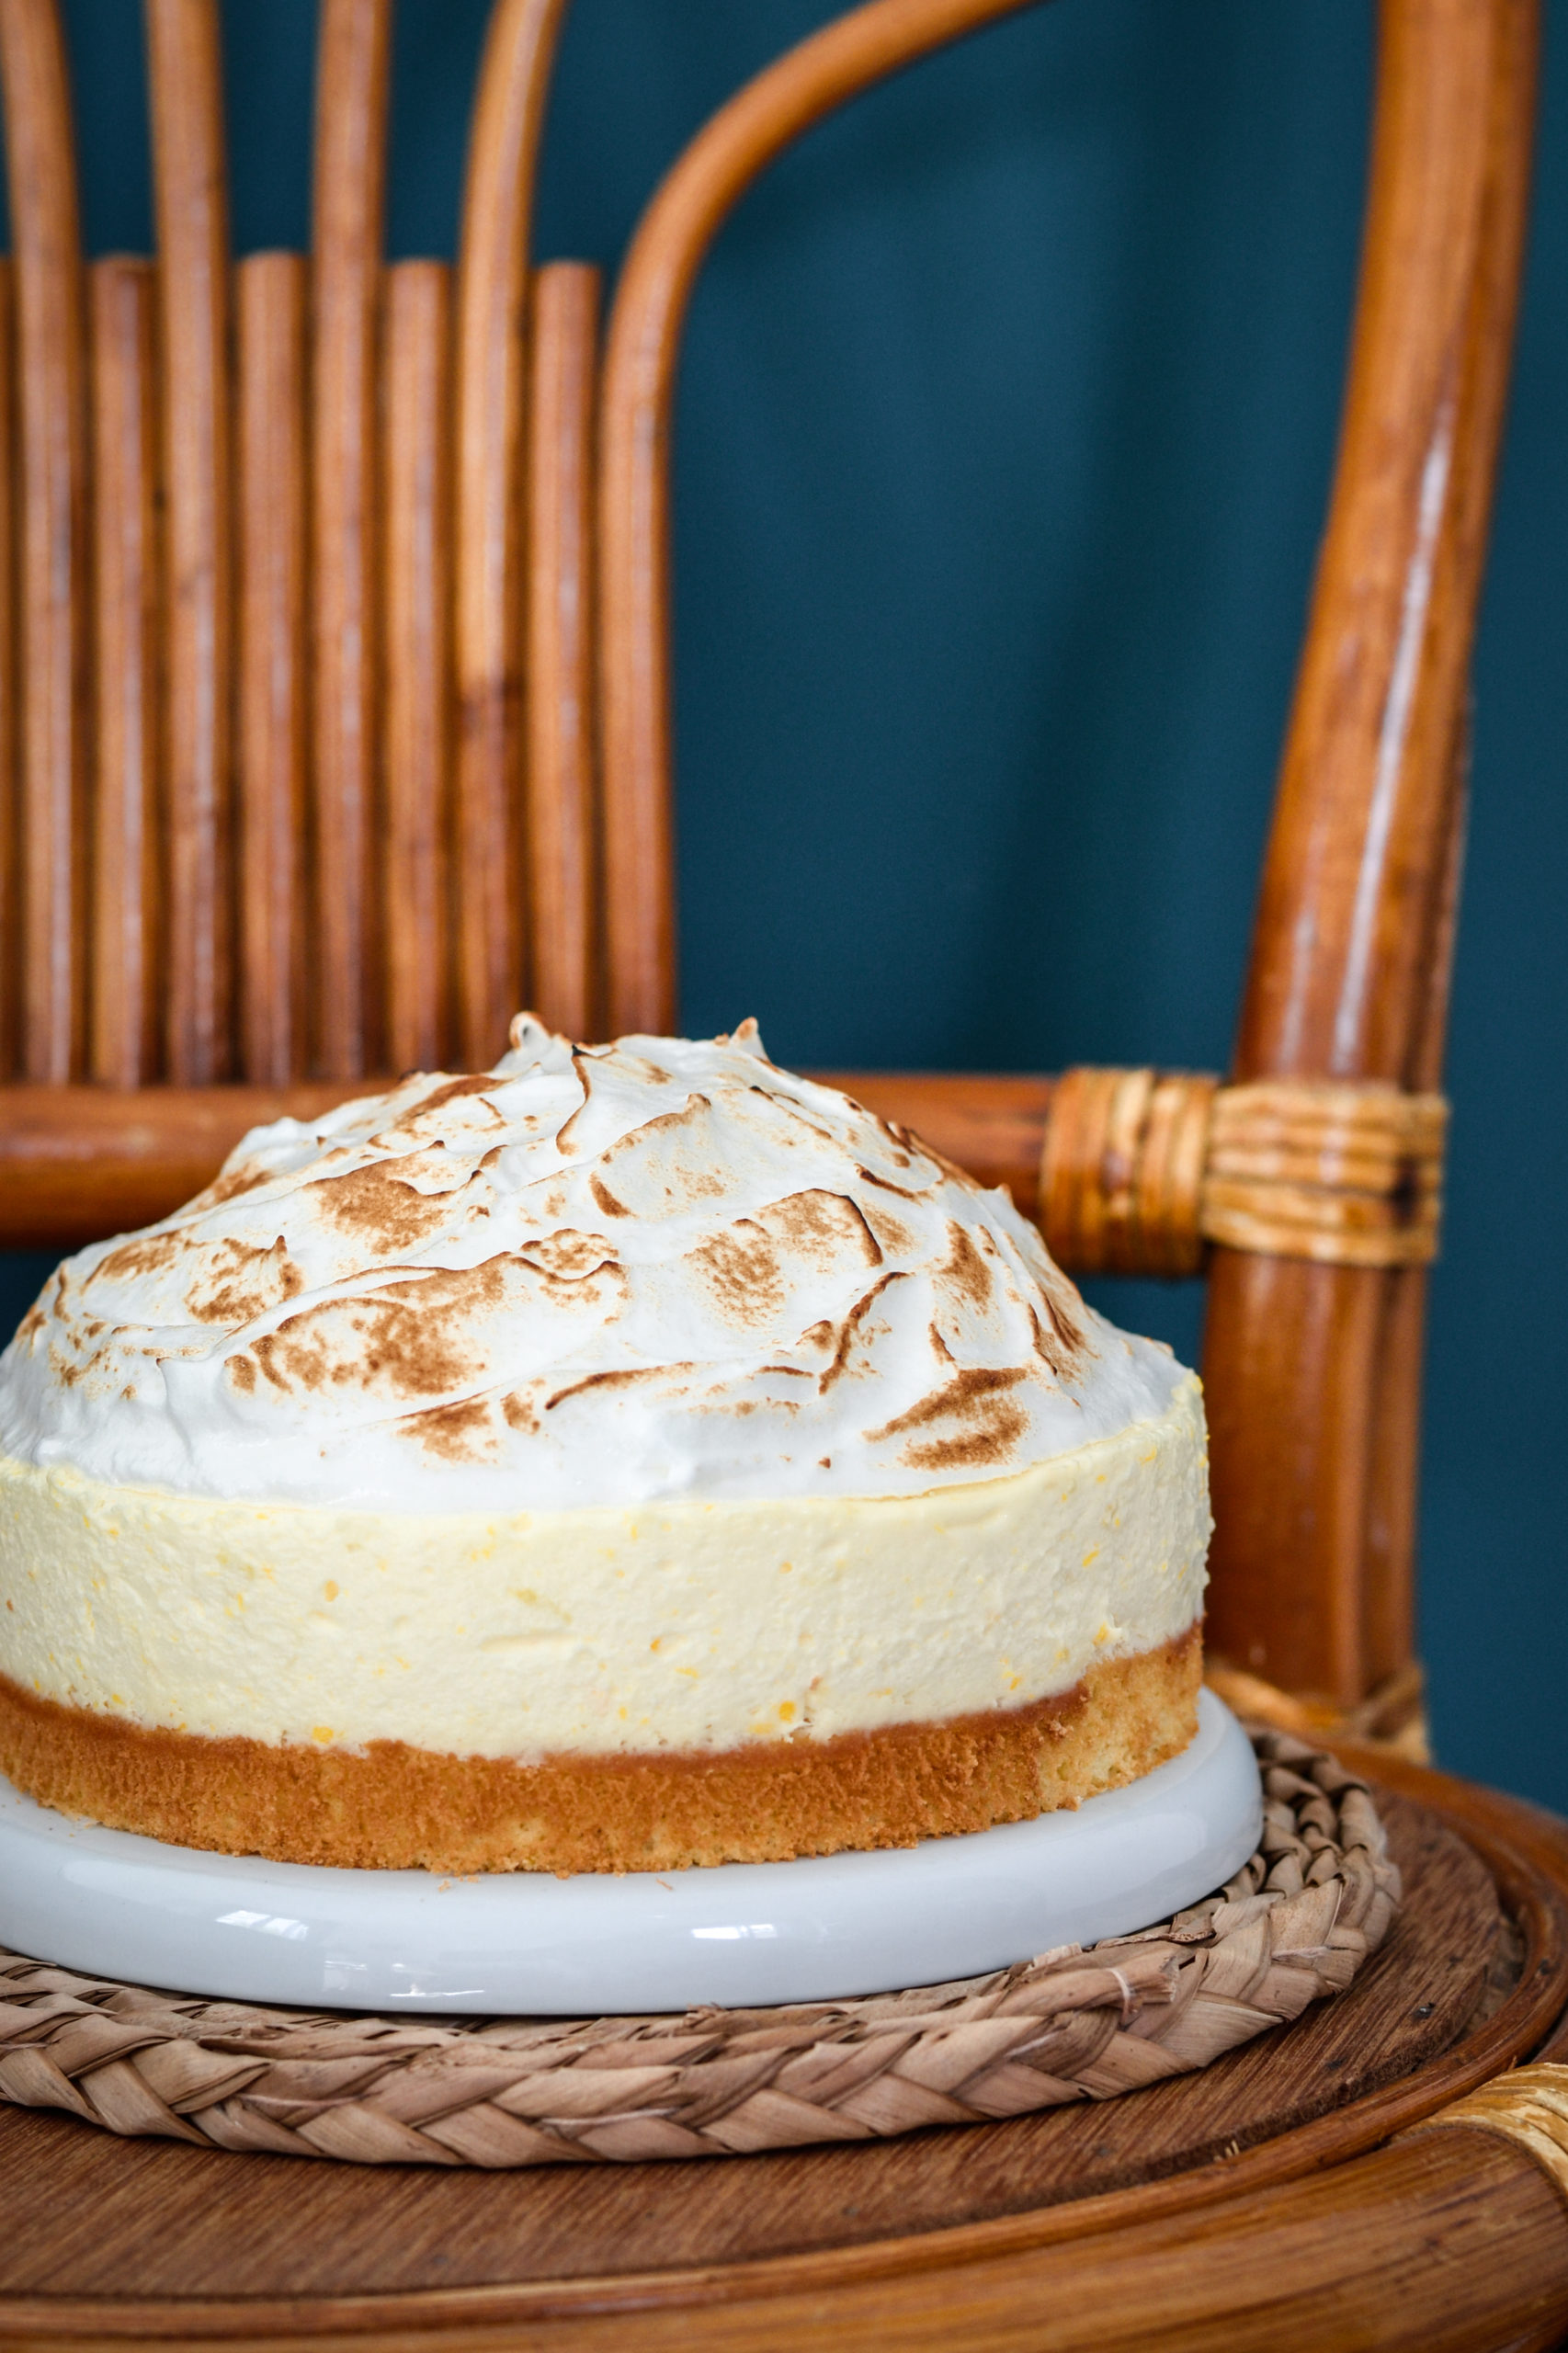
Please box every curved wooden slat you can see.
[0,0,87,1084]
[145,0,233,1084]
[597,0,1039,1038]
[236,251,309,1085]
[527,260,600,1042]
[382,258,454,1075]
[88,256,161,1087]
[1203,0,1539,1702]
[452,0,571,1067]
[0,261,17,1081]
[311,0,392,1080]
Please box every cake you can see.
[0,1017,1210,1873]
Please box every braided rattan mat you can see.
[0,1730,1398,2167]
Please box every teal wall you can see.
[2,3,1563,1807]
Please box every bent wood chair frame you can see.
[0,0,1539,1735]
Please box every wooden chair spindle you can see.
[452,0,571,1067]
[87,256,161,1088]
[311,0,392,1082]
[0,260,18,1083]
[526,260,600,1043]
[381,257,455,1076]
[0,0,88,1086]
[235,251,310,1087]
[145,0,234,1086]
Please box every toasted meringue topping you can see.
[0,1017,1187,1509]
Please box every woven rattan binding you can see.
[1040,1069,1448,1277]
[0,1731,1397,2168]
[1405,2065,1568,2206]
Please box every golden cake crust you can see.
[0,1627,1200,1874]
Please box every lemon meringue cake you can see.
[0,1017,1210,1873]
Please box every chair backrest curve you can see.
[594,0,1044,1040]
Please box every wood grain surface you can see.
[1,1766,1565,2353]
[0,0,87,1086]
[6,2132,1564,2353]
[12,2140,1562,2353]
[88,256,162,1089]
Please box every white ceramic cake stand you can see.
[0,1689,1260,2014]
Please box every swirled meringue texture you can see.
[0,1017,1188,1512]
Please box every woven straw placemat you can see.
[0,1730,1398,2167]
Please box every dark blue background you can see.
[2,3,1562,1804]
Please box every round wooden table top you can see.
[4,1745,1568,2353]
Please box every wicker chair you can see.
[2,3,1566,2344]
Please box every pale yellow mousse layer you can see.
[0,1374,1210,1765]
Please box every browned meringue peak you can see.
[0,1016,1188,1508]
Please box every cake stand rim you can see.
[0,1690,1262,2012]
[0,1750,1562,2351]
